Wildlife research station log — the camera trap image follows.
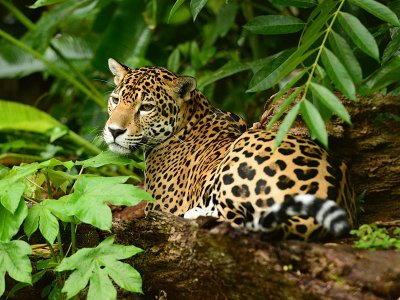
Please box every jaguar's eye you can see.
[111,96,119,105]
[140,104,155,111]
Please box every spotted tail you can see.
[259,194,351,236]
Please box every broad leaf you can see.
[321,48,356,100]
[328,31,362,84]
[300,100,328,147]
[59,176,153,230]
[40,158,74,169]
[0,240,32,297]
[244,15,304,35]
[76,151,143,169]
[274,102,301,149]
[0,199,28,241]
[0,100,65,136]
[190,0,208,21]
[24,200,60,244]
[310,82,351,124]
[0,163,40,213]
[57,236,143,298]
[338,12,379,61]
[350,0,400,26]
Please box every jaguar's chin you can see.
[108,142,132,154]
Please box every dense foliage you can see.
[0,0,399,298]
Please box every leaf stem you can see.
[1,0,106,104]
[301,0,347,100]
[0,28,104,107]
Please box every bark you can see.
[113,211,400,300]
[110,94,400,300]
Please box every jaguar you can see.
[103,58,357,240]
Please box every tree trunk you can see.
[111,94,400,300]
[113,211,400,300]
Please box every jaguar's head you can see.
[103,58,196,154]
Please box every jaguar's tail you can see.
[259,194,350,236]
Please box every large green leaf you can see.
[0,199,28,241]
[310,82,351,124]
[0,240,32,297]
[24,200,60,244]
[328,31,362,84]
[338,12,379,61]
[321,48,356,100]
[244,15,304,35]
[75,151,144,169]
[0,163,40,214]
[350,0,400,26]
[300,100,328,147]
[168,0,186,23]
[59,176,153,230]
[57,236,143,299]
[0,100,66,136]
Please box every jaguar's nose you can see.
[108,127,127,139]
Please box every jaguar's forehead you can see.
[121,66,178,87]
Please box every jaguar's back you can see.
[104,58,356,240]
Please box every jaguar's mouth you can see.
[108,142,132,154]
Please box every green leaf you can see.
[60,176,153,230]
[267,88,303,131]
[0,240,32,297]
[273,0,317,8]
[328,31,363,84]
[198,60,249,89]
[76,151,144,169]
[87,268,116,300]
[40,158,74,169]
[168,0,186,23]
[24,201,59,244]
[361,55,400,94]
[310,82,351,124]
[321,48,356,100]
[29,0,66,8]
[0,100,63,135]
[0,181,25,214]
[247,49,295,92]
[92,0,149,72]
[57,236,143,298]
[274,102,301,149]
[350,0,400,26]
[382,28,400,64]
[167,48,181,73]
[0,199,28,241]
[300,100,328,147]
[244,15,304,35]
[338,12,380,61]
[190,0,208,21]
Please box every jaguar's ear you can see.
[172,76,197,101]
[108,58,130,85]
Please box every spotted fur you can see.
[104,58,357,240]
